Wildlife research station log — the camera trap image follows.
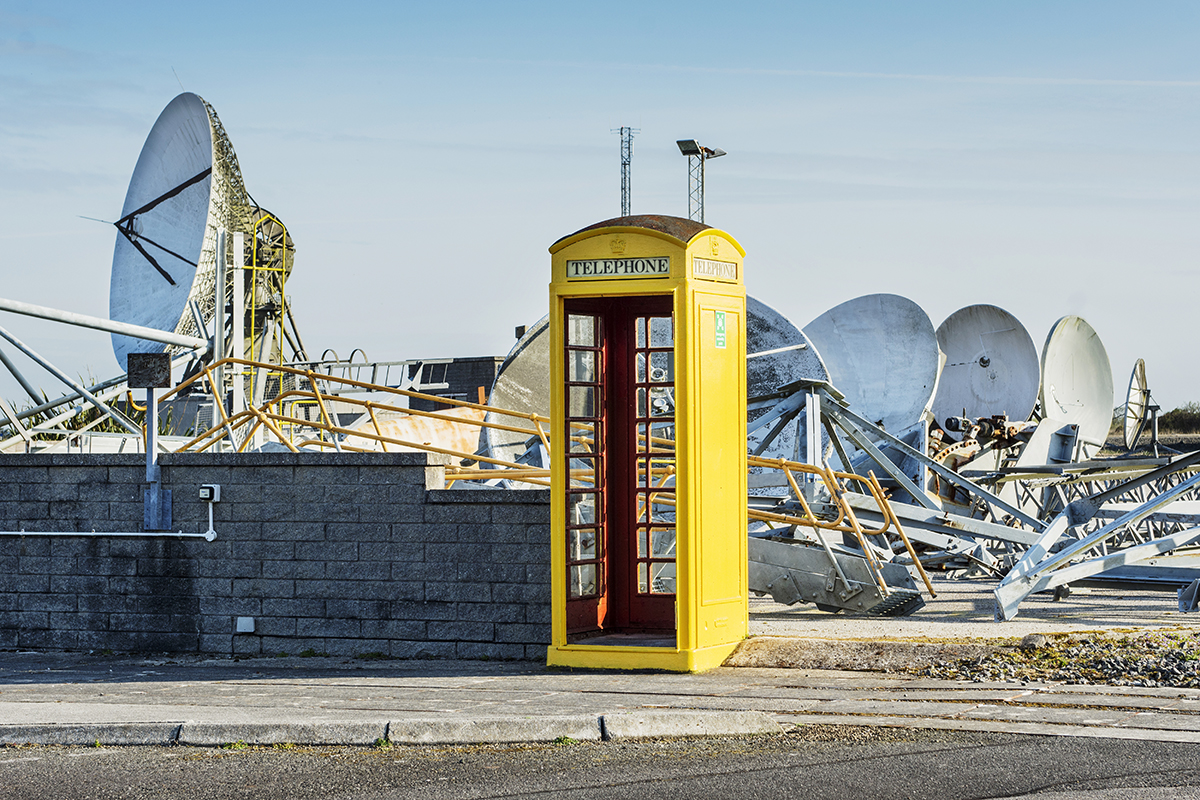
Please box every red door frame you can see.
[564,296,676,638]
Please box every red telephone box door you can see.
[564,297,676,640]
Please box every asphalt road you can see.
[2,726,1199,800]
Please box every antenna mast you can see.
[613,127,639,217]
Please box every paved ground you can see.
[0,579,1196,748]
[749,574,1191,641]
[3,730,1199,800]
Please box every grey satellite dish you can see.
[1039,315,1113,452]
[1123,358,1150,451]
[746,296,827,401]
[802,294,939,437]
[745,296,829,466]
[481,316,551,472]
[109,92,247,366]
[480,296,827,469]
[931,304,1039,438]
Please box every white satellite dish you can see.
[1123,358,1150,451]
[1039,315,1113,452]
[109,93,248,366]
[802,294,939,437]
[931,304,1039,438]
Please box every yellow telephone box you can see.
[547,215,748,673]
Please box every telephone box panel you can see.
[547,216,747,673]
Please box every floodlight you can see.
[676,139,702,156]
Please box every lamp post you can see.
[676,139,726,223]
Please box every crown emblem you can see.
[709,237,719,257]
[610,236,627,255]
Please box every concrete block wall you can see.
[0,452,551,659]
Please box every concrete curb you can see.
[0,723,181,746]
[599,710,781,740]
[0,711,780,748]
[387,715,601,745]
[178,721,387,747]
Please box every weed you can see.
[298,648,328,658]
[553,736,580,746]
[221,741,249,750]
[373,737,393,751]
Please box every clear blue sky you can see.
[2,2,1198,409]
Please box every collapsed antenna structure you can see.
[612,127,639,217]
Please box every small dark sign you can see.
[126,353,171,389]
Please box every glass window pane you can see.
[569,456,597,488]
[568,492,597,525]
[569,425,598,453]
[651,528,676,557]
[650,387,673,417]
[648,456,674,485]
[650,316,673,346]
[636,352,646,383]
[636,317,647,348]
[650,562,676,594]
[569,350,596,383]
[637,387,647,417]
[568,386,595,418]
[649,497,675,524]
[569,528,598,560]
[649,422,673,449]
[567,315,595,346]
[650,352,671,383]
[638,562,649,593]
[571,564,598,598]
[637,529,648,558]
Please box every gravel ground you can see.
[919,629,1200,687]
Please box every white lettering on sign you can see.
[566,257,670,280]
[692,257,738,282]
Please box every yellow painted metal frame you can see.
[546,222,748,673]
[245,212,289,403]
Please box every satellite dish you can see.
[802,294,939,437]
[1123,358,1150,451]
[481,316,551,472]
[746,296,827,400]
[745,297,828,465]
[931,304,1039,438]
[109,93,249,365]
[1039,315,1113,452]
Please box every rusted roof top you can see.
[552,215,711,248]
